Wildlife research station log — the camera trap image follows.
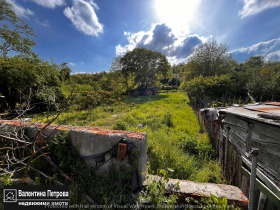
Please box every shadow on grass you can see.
[122,94,169,105]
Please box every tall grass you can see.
[32,92,224,183]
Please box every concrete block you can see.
[0,120,147,187]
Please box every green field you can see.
[33,91,224,183]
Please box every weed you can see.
[113,121,127,130]
[140,168,179,209]
[32,92,224,184]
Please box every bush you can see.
[180,74,233,100]
[113,121,127,130]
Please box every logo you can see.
[3,189,17,202]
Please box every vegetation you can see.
[33,92,225,183]
[0,0,36,57]
[120,48,171,90]
[176,41,280,107]
[0,0,71,111]
[0,0,277,208]
[0,56,70,110]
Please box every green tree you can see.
[187,40,237,78]
[57,62,72,82]
[244,56,264,69]
[120,48,171,89]
[0,0,36,57]
[0,56,63,110]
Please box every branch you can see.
[38,149,98,205]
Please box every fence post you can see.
[224,126,230,173]
[249,148,260,210]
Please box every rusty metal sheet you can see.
[244,105,280,115]
[264,102,280,106]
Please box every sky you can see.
[5,0,280,73]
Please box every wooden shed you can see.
[201,103,280,209]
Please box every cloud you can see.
[28,0,65,8]
[231,37,280,62]
[35,19,50,27]
[266,50,280,61]
[68,62,75,66]
[116,23,206,64]
[6,0,34,19]
[239,0,280,18]
[64,0,103,36]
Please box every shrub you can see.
[113,121,127,130]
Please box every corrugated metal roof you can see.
[219,103,280,126]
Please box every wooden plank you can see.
[227,133,247,157]
[224,126,230,172]
[242,156,280,198]
[249,120,280,142]
[219,127,223,165]
[246,123,252,153]
[223,114,249,130]
[251,130,280,146]
[241,166,280,208]
[225,124,247,143]
[225,129,247,155]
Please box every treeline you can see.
[176,41,280,107]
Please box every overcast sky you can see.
[6,0,280,73]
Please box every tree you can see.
[120,48,171,89]
[0,56,64,110]
[244,56,264,69]
[187,40,237,78]
[0,0,36,57]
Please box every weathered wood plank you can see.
[246,123,252,153]
[251,130,280,146]
[223,114,249,130]
[241,166,280,208]
[227,132,247,157]
[227,130,247,153]
[242,156,280,196]
[249,121,280,142]
[223,124,247,143]
[249,147,280,184]
[219,127,223,165]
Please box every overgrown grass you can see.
[32,91,225,183]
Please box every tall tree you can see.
[120,48,170,89]
[0,0,36,57]
[187,40,237,78]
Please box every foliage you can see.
[113,121,127,130]
[243,57,280,101]
[120,48,171,89]
[139,169,179,209]
[0,56,67,110]
[181,44,280,105]
[180,74,233,100]
[187,40,237,78]
[0,175,13,206]
[185,194,239,209]
[0,0,36,57]
[33,92,225,183]
[72,88,116,110]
